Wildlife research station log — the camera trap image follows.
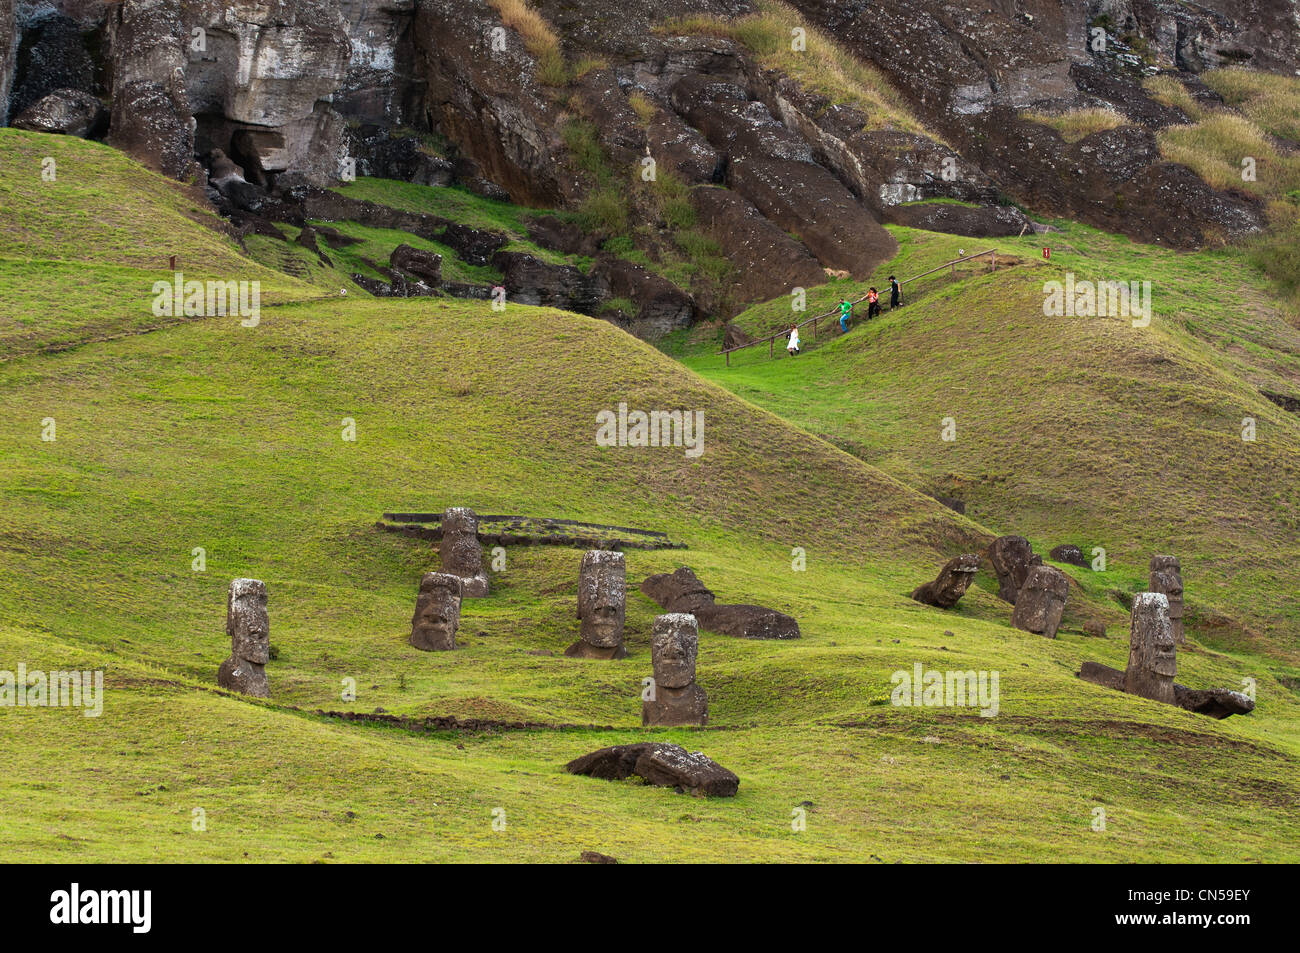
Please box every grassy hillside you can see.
[0,130,325,356]
[680,225,1300,657]
[1,133,1297,862]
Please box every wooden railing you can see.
[721,248,1000,365]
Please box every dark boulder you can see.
[566,743,739,797]
[1173,685,1255,720]
[390,244,443,285]
[1050,544,1089,568]
[884,202,1032,238]
[12,88,108,138]
[492,250,608,315]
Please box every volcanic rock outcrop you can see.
[641,566,799,640]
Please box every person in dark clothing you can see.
[866,287,881,320]
[890,275,902,309]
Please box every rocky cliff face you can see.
[2,0,1297,318]
[0,0,14,124]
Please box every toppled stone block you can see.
[566,742,739,797]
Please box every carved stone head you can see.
[651,613,698,689]
[578,550,625,648]
[441,507,484,577]
[228,578,270,664]
[410,572,462,652]
[1149,555,1184,641]
[1125,592,1176,704]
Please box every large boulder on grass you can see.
[566,743,739,797]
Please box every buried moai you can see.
[1124,592,1177,704]
[643,613,708,727]
[1009,565,1069,638]
[440,507,489,597]
[911,554,979,609]
[410,572,463,651]
[640,567,800,640]
[1078,592,1253,719]
[217,578,270,698]
[565,550,627,660]
[986,535,1041,603]
[1149,555,1185,644]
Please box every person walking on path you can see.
[839,299,852,333]
[890,275,902,309]
[787,324,801,355]
[866,287,881,320]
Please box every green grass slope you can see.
[0,133,1297,862]
[682,225,1300,658]
[0,130,326,356]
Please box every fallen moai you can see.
[911,553,979,608]
[566,550,627,660]
[1149,555,1185,644]
[217,578,270,697]
[986,535,1041,603]
[410,571,462,651]
[566,743,739,797]
[1010,564,1069,638]
[440,506,490,597]
[640,567,799,639]
[1078,592,1253,719]
[643,613,708,726]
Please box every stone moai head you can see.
[1149,555,1184,642]
[1125,592,1177,704]
[577,550,625,649]
[410,572,462,651]
[651,613,699,689]
[441,507,484,577]
[228,578,270,664]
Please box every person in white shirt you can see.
[787,324,801,355]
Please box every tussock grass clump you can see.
[663,0,931,136]
[1157,113,1300,194]
[1142,74,1203,118]
[1202,67,1300,143]
[1020,107,1127,143]
[487,0,569,86]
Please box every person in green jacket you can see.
[839,299,852,332]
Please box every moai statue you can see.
[565,550,627,660]
[1149,555,1184,644]
[410,572,462,651]
[642,613,708,727]
[440,507,489,597]
[217,578,270,697]
[911,553,979,609]
[986,535,1041,603]
[1124,592,1177,705]
[1009,565,1069,638]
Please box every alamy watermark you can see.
[151,271,261,327]
[596,402,704,458]
[1043,273,1152,327]
[891,663,999,717]
[1,664,103,717]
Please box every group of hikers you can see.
[786,275,902,355]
